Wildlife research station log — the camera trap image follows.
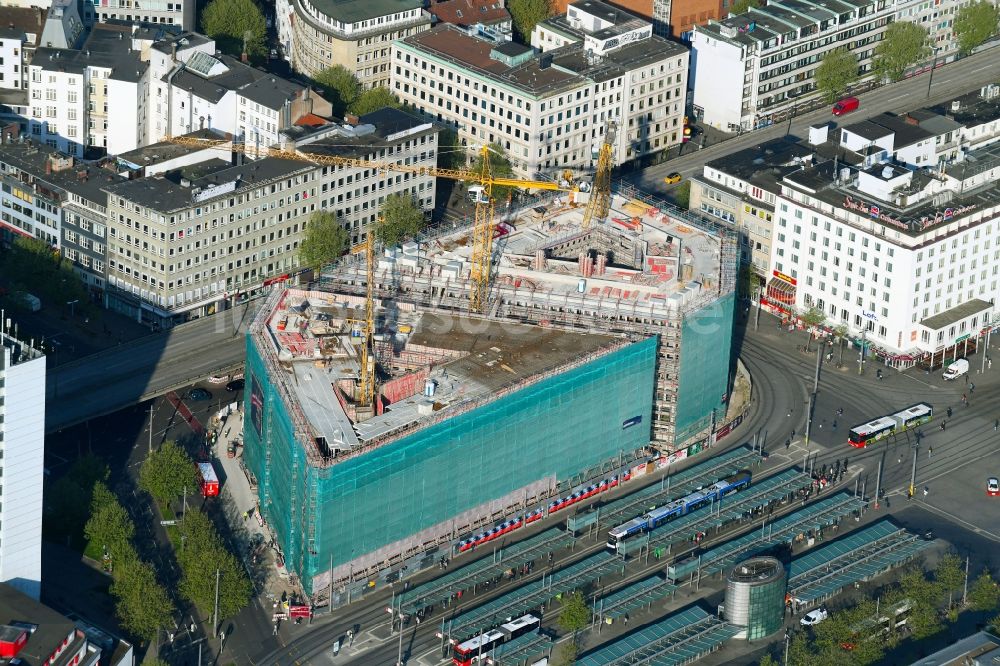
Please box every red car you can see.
[832,97,860,116]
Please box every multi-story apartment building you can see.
[0,143,123,294]
[892,0,967,64]
[27,23,149,157]
[92,0,195,30]
[393,8,688,179]
[0,7,44,92]
[691,0,894,132]
[146,42,332,152]
[767,92,1000,367]
[276,0,432,85]
[0,328,45,600]
[103,108,440,325]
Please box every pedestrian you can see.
[928,446,933,459]
[832,420,837,431]
[243,511,248,521]
[989,358,993,370]
[898,455,903,465]
[923,486,929,497]
[970,383,975,393]
[962,393,967,404]
[994,419,998,432]
[624,614,629,626]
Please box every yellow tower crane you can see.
[345,232,376,408]
[164,136,573,313]
[581,119,617,230]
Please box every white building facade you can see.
[0,330,45,601]
[392,19,688,179]
[769,156,1000,366]
[691,0,893,132]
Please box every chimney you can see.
[171,41,177,62]
[45,158,51,175]
[904,114,919,126]
[345,113,360,126]
[241,50,248,64]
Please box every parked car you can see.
[663,172,683,184]
[188,388,213,401]
[800,607,829,626]
[226,378,245,392]
[832,97,860,116]
[988,477,1000,496]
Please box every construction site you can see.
[242,179,739,600]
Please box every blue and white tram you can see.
[606,470,751,552]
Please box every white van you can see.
[943,358,969,380]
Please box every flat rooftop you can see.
[254,288,619,458]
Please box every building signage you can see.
[916,204,977,230]
[862,310,878,321]
[193,179,238,203]
[844,195,977,231]
[772,269,797,286]
[843,195,907,230]
[588,25,652,54]
[622,415,643,430]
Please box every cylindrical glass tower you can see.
[725,556,787,640]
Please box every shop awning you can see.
[766,277,796,304]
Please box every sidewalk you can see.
[210,405,300,608]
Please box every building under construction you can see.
[243,185,738,597]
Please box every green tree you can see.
[138,440,197,504]
[834,324,849,366]
[470,143,516,202]
[556,590,591,635]
[45,455,109,548]
[110,558,175,641]
[815,48,859,102]
[799,306,826,351]
[0,236,90,316]
[969,570,1000,612]
[785,632,814,666]
[899,567,945,638]
[348,87,402,116]
[299,211,350,270]
[376,194,425,247]
[729,0,760,14]
[200,0,267,61]
[873,23,931,82]
[936,553,966,609]
[508,0,552,42]
[312,65,361,117]
[674,180,692,209]
[757,652,780,666]
[551,640,577,666]
[84,483,136,566]
[954,0,1000,54]
[438,128,468,170]
[176,510,252,620]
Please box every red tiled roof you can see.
[295,113,328,127]
[430,0,510,27]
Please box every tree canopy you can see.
[438,128,468,171]
[556,590,591,634]
[471,143,516,202]
[673,181,691,209]
[84,481,136,567]
[873,22,930,82]
[313,65,361,118]
[954,1,1000,54]
[299,211,350,270]
[969,570,1000,612]
[0,236,90,316]
[377,194,426,247]
[815,48,859,102]
[176,509,252,622]
[200,0,267,61]
[349,87,402,116]
[729,0,760,14]
[508,0,552,42]
[139,440,198,504]
[110,558,176,641]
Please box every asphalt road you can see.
[630,48,1000,191]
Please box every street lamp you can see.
[66,299,79,318]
